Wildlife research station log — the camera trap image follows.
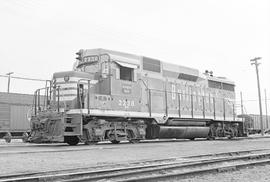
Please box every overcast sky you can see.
[0,0,269,114]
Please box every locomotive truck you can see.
[28,48,245,145]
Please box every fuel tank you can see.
[166,119,206,126]
[159,126,209,139]
[146,125,210,139]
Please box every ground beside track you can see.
[1,136,270,181]
[164,164,270,182]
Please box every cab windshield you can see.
[83,62,99,73]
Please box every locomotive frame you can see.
[28,49,245,145]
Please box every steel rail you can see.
[0,141,269,155]
[62,152,270,182]
[1,134,270,147]
[1,149,270,182]
[0,158,176,181]
[122,159,270,182]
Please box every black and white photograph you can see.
[0,0,270,181]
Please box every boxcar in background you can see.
[240,114,270,134]
[249,114,270,134]
[0,92,35,142]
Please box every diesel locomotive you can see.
[28,48,245,145]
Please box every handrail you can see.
[34,90,37,116]
[178,93,181,117]
[33,82,53,116]
[57,86,60,113]
[143,88,235,120]
[138,78,151,117]
[33,87,46,116]
[138,78,149,90]
[44,80,51,107]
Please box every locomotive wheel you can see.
[84,141,98,145]
[129,139,140,144]
[4,132,12,143]
[215,128,223,137]
[65,136,79,146]
[110,140,120,144]
[22,132,29,143]
[207,136,215,140]
[227,128,235,139]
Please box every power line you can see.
[0,74,48,82]
[236,99,270,102]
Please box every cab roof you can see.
[53,71,92,79]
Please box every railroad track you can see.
[0,140,235,155]
[0,146,110,155]
[1,136,269,155]
[1,149,270,182]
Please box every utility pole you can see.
[250,57,264,136]
[6,72,14,93]
[265,89,269,129]
[240,92,244,121]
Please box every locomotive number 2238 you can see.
[118,99,135,109]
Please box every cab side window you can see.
[119,65,133,81]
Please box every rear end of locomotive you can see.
[141,61,245,140]
[28,50,146,145]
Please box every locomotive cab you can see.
[29,51,146,145]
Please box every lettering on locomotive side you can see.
[118,99,135,109]
[101,61,109,75]
[122,84,132,94]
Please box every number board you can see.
[78,55,99,66]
